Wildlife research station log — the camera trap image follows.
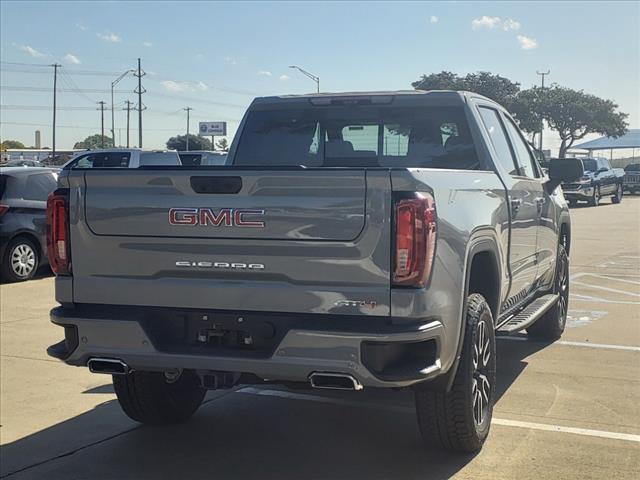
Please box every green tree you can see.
[166,134,212,151]
[215,138,229,151]
[535,85,628,157]
[510,87,544,135]
[412,71,521,109]
[1,140,27,150]
[73,134,114,150]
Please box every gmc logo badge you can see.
[169,208,265,228]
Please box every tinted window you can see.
[235,106,479,169]
[503,116,538,178]
[23,172,57,201]
[478,107,518,176]
[70,152,130,168]
[0,175,7,200]
[581,159,597,172]
[178,154,202,166]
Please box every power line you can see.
[1,85,130,94]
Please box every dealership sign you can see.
[199,122,227,136]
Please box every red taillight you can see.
[0,204,8,217]
[393,193,437,287]
[46,190,71,275]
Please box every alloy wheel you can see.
[556,255,569,330]
[10,243,36,278]
[471,319,492,426]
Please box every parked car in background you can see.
[0,167,58,281]
[623,163,640,194]
[4,159,44,168]
[64,149,181,169]
[559,157,624,206]
[177,150,228,166]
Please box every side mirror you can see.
[597,167,608,173]
[546,158,584,193]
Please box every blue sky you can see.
[1,1,638,153]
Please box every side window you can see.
[478,107,518,175]
[503,116,538,178]
[92,152,130,167]
[24,173,57,201]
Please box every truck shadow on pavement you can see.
[1,337,551,480]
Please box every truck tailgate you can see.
[69,169,392,315]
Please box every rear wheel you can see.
[527,244,569,340]
[1,236,39,282]
[611,184,623,204]
[113,369,206,424]
[414,293,496,452]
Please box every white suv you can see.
[65,149,181,169]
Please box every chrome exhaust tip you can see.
[309,372,363,391]
[87,358,129,375]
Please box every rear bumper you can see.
[48,306,445,388]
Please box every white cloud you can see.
[429,15,439,23]
[195,53,204,59]
[97,32,121,43]
[517,34,538,50]
[224,56,238,65]
[502,18,521,31]
[161,80,209,92]
[142,41,153,47]
[472,16,522,32]
[75,22,87,31]
[471,16,502,30]
[64,53,81,64]
[257,70,272,77]
[279,74,290,81]
[20,45,45,58]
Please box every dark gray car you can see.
[0,167,58,281]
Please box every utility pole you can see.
[51,63,60,162]
[123,100,134,148]
[134,58,146,148]
[183,107,192,150]
[111,69,135,147]
[97,101,107,148]
[536,70,550,153]
[289,65,320,93]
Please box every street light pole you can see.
[289,65,320,93]
[536,69,550,154]
[111,69,135,147]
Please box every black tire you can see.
[113,369,205,424]
[527,245,569,340]
[611,184,623,204]
[588,186,600,206]
[1,236,40,282]
[414,293,496,453]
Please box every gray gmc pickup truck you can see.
[46,90,583,452]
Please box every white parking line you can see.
[498,336,640,352]
[572,281,640,298]
[236,387,640,443]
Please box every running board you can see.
[497,294,559,334]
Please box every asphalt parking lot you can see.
[1,196,639,480]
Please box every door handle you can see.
[510,198,522,215]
